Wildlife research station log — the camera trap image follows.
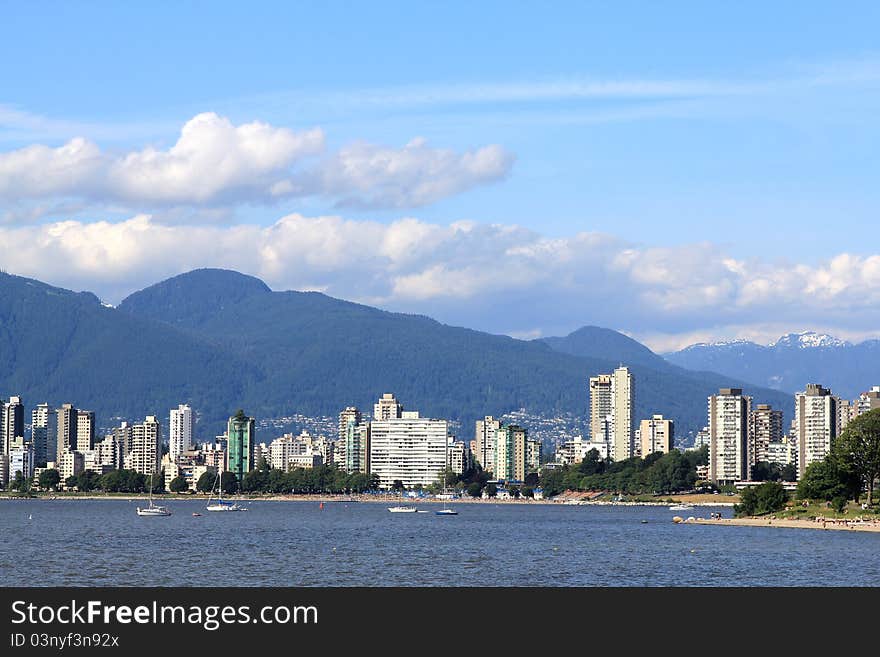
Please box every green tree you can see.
[780,463,797,482]
[579,449,606,476]
[64,475,79,490]
[833,409,880,506]
[797,459,859,502]
[169,475,189,493]
[521,486,534,498]
[484,483,497,498]
[735,482,787,517]
[391,479,405,492]
[38,468,61,491]
[11,471,30,494]
[220,471,238,495]
[196,471,216,493]
[76,471,98,492]
[831,496,848,513]
[466,482,482,498]
[750,461,782,482]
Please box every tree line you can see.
[538,446,709,498]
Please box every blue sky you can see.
[2,2,880,349]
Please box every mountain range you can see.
[0,268,793,442]
[665,331,880,400]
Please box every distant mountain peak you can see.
[771,331,850,349]
[683,339,755,350]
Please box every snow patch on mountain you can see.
[771,331,850,349]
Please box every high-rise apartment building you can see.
[495,424,527,481]
[169,404,194,462]
[76,410,95,452]
[640,415,674,457]
[339,406,369,474]
[226,410,255,483]
[708,388,752,484]
[369,406,448,489]
[589,366,634,460]
[589,374,613,442]
[373,393,403,421]
[339,407,361,441]
[112,422,133,461]
[795,384,839,479]
[56,404,78,456]
[31,403,56,466]
[447,440,472,475]
[474,416,501,473]
[856,387,880,415]
[125,416,162,476]
[2,396,24,455]
[748,404,783,471]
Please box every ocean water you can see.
[2,499,879,586]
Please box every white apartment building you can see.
[76,410,95,452]
[795,384,839,480]
[766,440,797,469]
[125,416,161,476]
[447,440,471,475]
[370,411,448,489]
[708,388,752,484]
[556,436,609,465]
[373,393,403,421]
[57,451,84,483]
[169,404,194,463]
[289,453,323,469]
[589,366,634,461]
[96,434,122,470]
[9,445,35,480]
[856,387,880,415]
[748,404,783,469]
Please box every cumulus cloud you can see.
[306,138,514,208]
[0,113,513,210]
[3,213,880,351]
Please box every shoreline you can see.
[692,516,880,533]
[0,493,735,507]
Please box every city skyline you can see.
[3,3,880,350]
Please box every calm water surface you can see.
[2,499,879,586]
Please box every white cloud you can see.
[3,213,880,351]
[304,138,514,209]
[0,113,513,210]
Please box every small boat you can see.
[388,505,418,513]
[137,473,171,517]
[192,512,202,517]
[206,468,247,512]
[669,504,695,511]
[435,482,458,515]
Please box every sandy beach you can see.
[691,516,880,533]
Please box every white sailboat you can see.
[136,471,171,516]
[435,477,458,515]
[206,467,247,512]
[388,490,417,512]
[388,504,418,513]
